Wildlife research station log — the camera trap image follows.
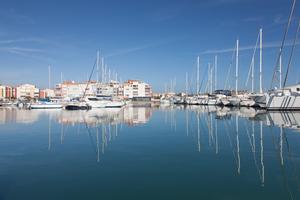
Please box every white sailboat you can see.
[267,0,300,110]
[85,96,125,108]
[30,65,63,109]
[227,39,241,107]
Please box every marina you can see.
[1,0,300,199]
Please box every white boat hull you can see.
[30,104,63,109]
[240,99,256,107]
[266,94,300,110]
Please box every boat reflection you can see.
[0,106,153,126]
[1,105,300,191]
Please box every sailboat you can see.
[266,0,300,110]
[30,65,63,109]
[227,39,241,107]
[84,95,125,108]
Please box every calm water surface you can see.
[0,105,300,200]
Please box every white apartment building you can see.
[123,80,152,99]
[55,80,152,99]
[16,84,39,99]
[97,81,120,97]
[55,81,97,99]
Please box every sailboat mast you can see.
[101,57,104,83]
[185,72,188,95]
[208,63,212,94]
[48,65,51,89]
[215,55,218,91]
[235,39,239,95]
[197,56,200,95]
[259,28,263,93]
[251,56,255,93]
[279,55,282,88]
[96,50,100,83]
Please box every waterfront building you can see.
[55,81,97,99]
[97,81,121,97]
[39,89,56,99]
[123,80,152,99]
[0,85,17,99]
[16,84,39,99]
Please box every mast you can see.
[197,56,200,95]
[48,65,51,89]
[259,28,263,93]
[208,63,212,94]
[60,72,63,84]
[211,63,213,94]
[101,57,104,83]
[104,64,108,83]
[185,72,188,95]
[236,39,239,95]
[271,0,296,89]
[108,68,111,83]
[96,50,100,83]
[215,55,218,91]
[251,56,255,93]
[279,55,282,88]
[283,20,300,87]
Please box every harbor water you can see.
[0,105,300,200]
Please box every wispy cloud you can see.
[199,40,300,55]
[0,46,53,61]
[0,36,60,62]
[105,44,156,57]
[106,37,185,58]
[0,47,43,53]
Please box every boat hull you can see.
[266,94,300,110]
[30,104,63,109]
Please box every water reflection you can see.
[0,105,300,199]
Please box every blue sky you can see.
[0,0,299,92]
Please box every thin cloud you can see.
[0,47,43,53]
[0,46,55,62]
[105,44,155,57]
[199,40,300,55]
[106,37,185,58]
[0,37,57,45]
